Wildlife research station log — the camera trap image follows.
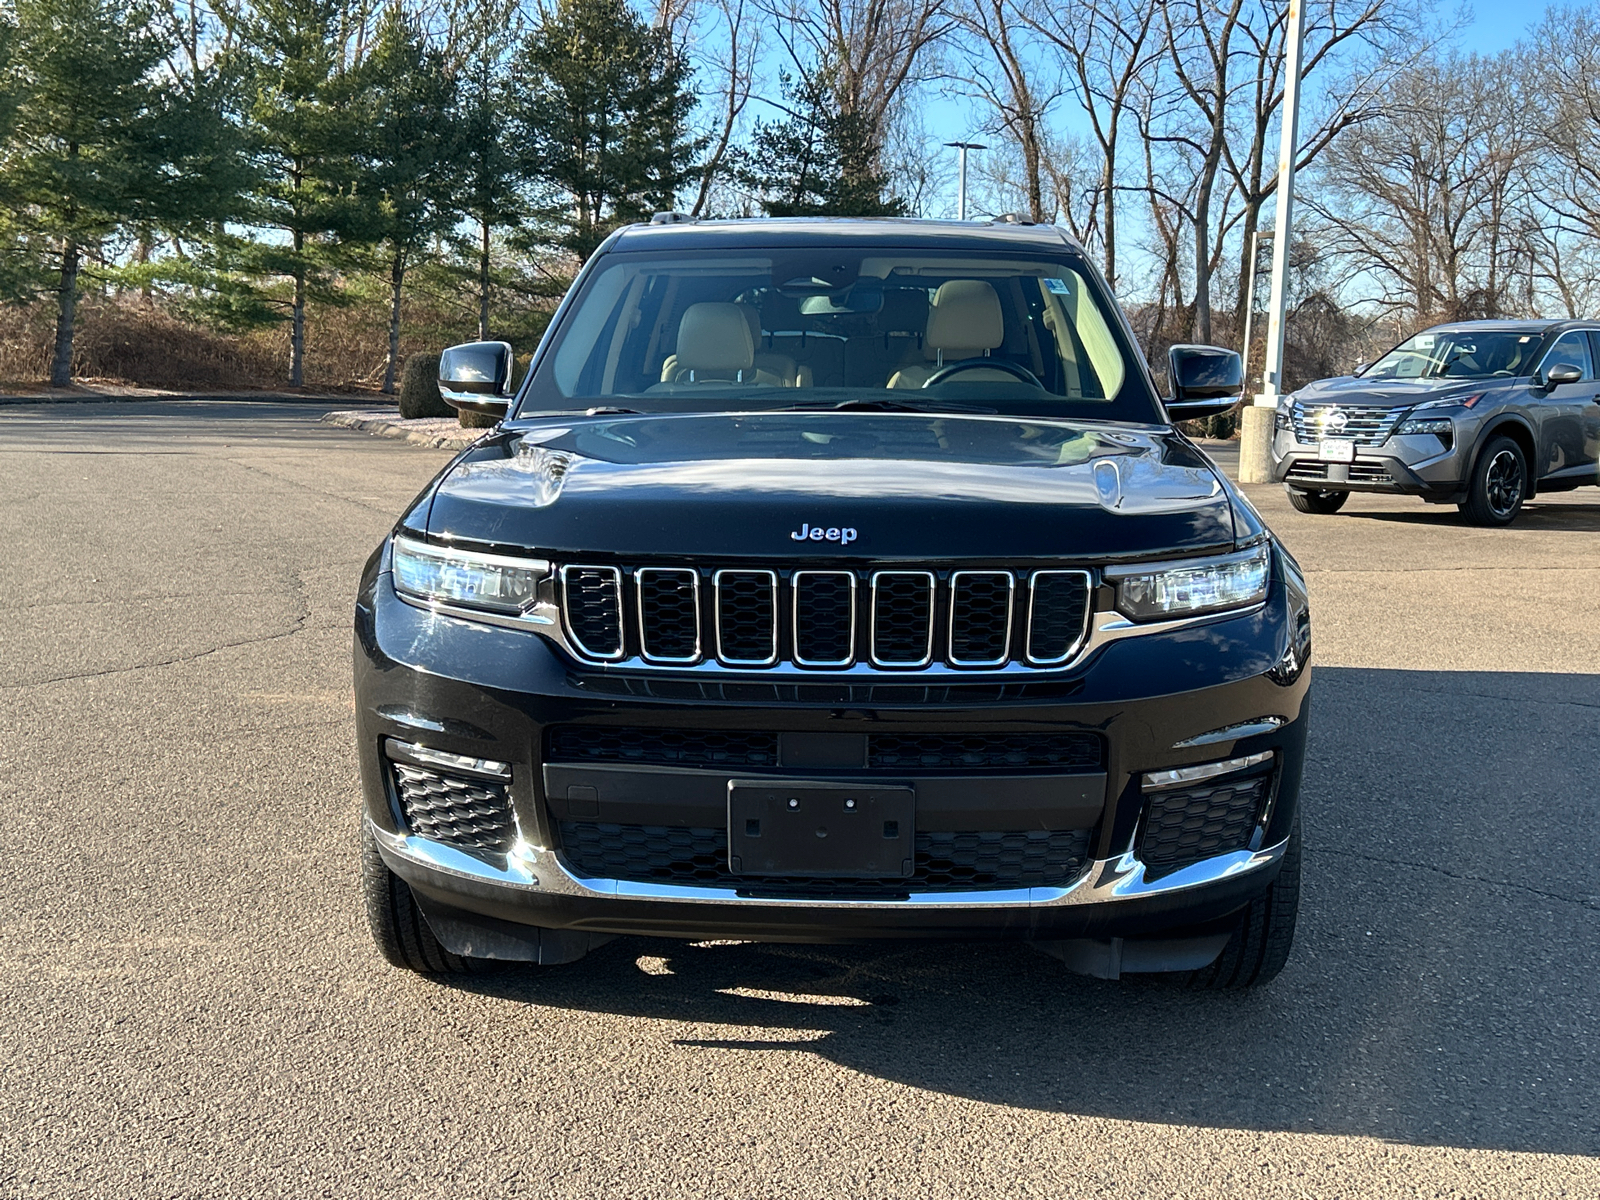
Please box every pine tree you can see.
[0,0,232,385]
[445,0,525,340]
[513,0,700,261]
[354,8,460,393]
[733,70,905,218]
[227,0,366,386]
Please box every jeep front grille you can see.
[1290,402,1400,447]
[557,821,1094,895]
[557,564,1092,671]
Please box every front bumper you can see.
[354,548,1310,944]
[1271,428,1467,496]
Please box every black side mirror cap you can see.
[1166,343,1243,422]
[439,340,514,416]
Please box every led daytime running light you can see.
[392,536,547,614]
[1107,544,1271,622]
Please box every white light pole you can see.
[1239,0,1306,484]
[944,142,987,221]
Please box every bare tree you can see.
[950,0,1057,221]
[758,0,954,178]
[1019,0,1160,289]
[687,0,762,214]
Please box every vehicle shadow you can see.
[1344,500,1600,531]
[455,666,1600,1158]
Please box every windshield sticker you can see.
[1414,334,1435,349]
[1043,278,1072,294]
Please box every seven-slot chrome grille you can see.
[556,564,1092,671]
[1290,401,1400,447]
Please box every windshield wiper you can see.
[775,397,999,415]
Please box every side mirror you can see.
[1352,362,1370,377]
[439,340,514,417]
[1165,344,1243,422]
[1542,362,1582,389]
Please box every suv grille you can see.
[1291,402,1399,447]
[546,727,1104,772]
[1138,769,1273,879]
[558,564,1092,671]
[391,763,516,854]
[558,821,1093,895]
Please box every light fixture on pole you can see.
[944,142,987,221]
[1238,0,1306,484]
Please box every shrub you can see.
[458,406,500,429]
[398,352,451,418]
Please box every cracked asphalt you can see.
[1,400,1597,1199]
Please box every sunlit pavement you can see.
[2,402,1596,1198]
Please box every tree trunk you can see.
[384,249,406,394]
[478,219,490,341]
[50,240,81,388]
[291,230,306,389]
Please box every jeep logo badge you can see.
[791,523,858,545]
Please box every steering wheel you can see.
[922,358,1044,389]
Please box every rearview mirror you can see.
[1165,344,1243,423]
[1542,362,1582,388]
[439,340,514,417]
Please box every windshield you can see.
[516,245,1162,422]
[1363,329,1544,381]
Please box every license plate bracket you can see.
[728,781,914,878]
[1317,438,1355,463]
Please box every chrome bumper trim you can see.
[367,818,1287,911]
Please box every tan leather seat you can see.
[660,305,809,386]
[888,280,1014,389]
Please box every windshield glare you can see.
[1364,329,1543,381]
[520,247,1159,421]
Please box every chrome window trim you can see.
[559,564,626,661]
[947,570,1014,667]
[635,567,702,664]
[869,570,936,668]
[791,569,857,667]
[1024,568,1093,666]
[713,568,779,666]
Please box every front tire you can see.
[1178,821,1301,990]
[1286,486,1349,514]
[361,824,496,975]
[1460,435,1527,526]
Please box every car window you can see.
[521,246,1160,423]
[1364,330,1542,380]
[1540,331,1592,381]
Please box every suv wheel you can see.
[1178,821,1301,990]
[1285,486,1348,515]
[361,825,497,975]
[1461,435,1527,526]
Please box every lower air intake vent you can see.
[868,732,1102,770]
[1138,770,1272,878]
[546,727,780,767]
[558,822,1093,895]
[392,763,516,854]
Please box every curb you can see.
[0,389,369,407]
[321,409,485,449]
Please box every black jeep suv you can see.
[354,218,1311,989]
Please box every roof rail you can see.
[650,211,696,225]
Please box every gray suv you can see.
[1270,319,1600,525]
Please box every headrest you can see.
[925,280,1003,353]
[675,303,754,373]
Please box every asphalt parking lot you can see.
[2,400,1597,1198]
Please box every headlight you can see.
[392,536,546,614]
[1395,416,1453,435]
[1106,544,1271,622]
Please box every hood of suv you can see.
[422,412,1237,559]
[1292,374,1511,408]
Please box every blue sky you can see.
[1456,0,1537,51]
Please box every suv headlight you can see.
[1106,544,1271,622]
[392,536,547,614]
[1394,416,1453,435]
